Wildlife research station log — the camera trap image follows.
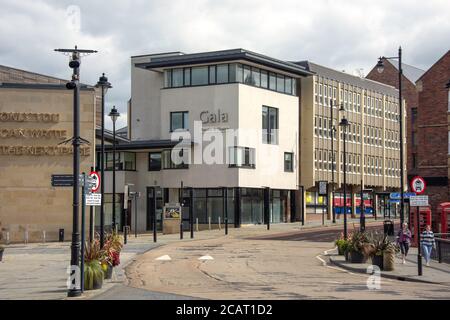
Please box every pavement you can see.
[328,248,450,286]
[5,217,447,300]
[0,217,370,300]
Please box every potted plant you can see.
[0,245,4,262]
[334,233,349,255]
[347,231,370,263]
[84,239,105,290]
[382,241,399,271]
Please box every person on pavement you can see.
[396,222,412,264]
[421,225,436,267]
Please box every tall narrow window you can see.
[262,106,279,144]
[284,152,294,172]
[184,68,191,86]
[172,68,183,87]
[209,65,216,84]
[269,73,276,90]
[261,70,268,88]
[216,64,228,83]
[149,152,161,171]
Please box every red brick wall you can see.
[366,59,420,177]
[416,51,450,222]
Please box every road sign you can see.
[410,195,429,207]
[86,193,101,206]
[89,171,100,192]
[51,174,73,187]
[390,192,417,199]
[411,176,426,194]
[318,181,327,196]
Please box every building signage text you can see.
[200,109,228,124]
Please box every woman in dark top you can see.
[396,222,412,264]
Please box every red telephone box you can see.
[438,202,450,238]
[409,206,432,247]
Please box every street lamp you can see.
[109,106,120,234]
[95,73,112,248]
[376,47,405,226]
[330,99,338,223]
[339,104,350,240]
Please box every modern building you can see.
[100,49,313,232]
[366,58,425,182]
[0,65,97,243]
[294,61,407,221]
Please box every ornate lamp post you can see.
[95,73,112,247]
[376,47,405,225]
[109,106,120,233]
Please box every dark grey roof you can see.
[135,49,313,77]
[294,61,398,96]
[0,82,95,91]
[386,59,425,84]
[96,127,130,144]
[95,139,192,152]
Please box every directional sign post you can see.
[51,174,74,187]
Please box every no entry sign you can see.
[410,176,426,195]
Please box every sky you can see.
[1,0,449,130]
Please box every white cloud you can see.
[1,0,449,129]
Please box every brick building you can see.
[366,58,425,180]
[415,50,450,227]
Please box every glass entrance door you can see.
[146,187,164,231]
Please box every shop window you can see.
[161,149,189,169]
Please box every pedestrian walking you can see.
[396,222,412,264]
[421,225,436,267]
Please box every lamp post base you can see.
[67,288,82,297]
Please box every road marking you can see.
[199,255,214,261]
[155,255,171,261]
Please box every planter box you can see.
[349,251,369,263]
[371,255,384,270]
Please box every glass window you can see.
[261,70,268,88]
[172,68,183,87]
[164,70,172,88]
[184,68,191,86]
[262,106,278,144]
[285,78,292,95]
[149,152,161,171]
[276,75,285,93]
[229,146,255,168]
[170,111,189,131]
[209,65,216,84]
[161,149,188,169]
[217,64,228,83]
[191,66,208,85]
[252,68,260,87]
[292,79,297,95]
[269,73,276,90]
[243,65,253,85]
[284,152,294,172]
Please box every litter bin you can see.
[59,229,64,242]
[383,220,394,236]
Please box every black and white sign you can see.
[86,193,101,206]
[410,195,429,207]
[411,176,426,194]
[318,181,328,196]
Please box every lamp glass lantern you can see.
[376,57,385,74]
[96,73,112,93]
[109,106,120,124]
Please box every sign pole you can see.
[80,173,86,293]
[416,206,423,276]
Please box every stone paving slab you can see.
[328,248,450,286]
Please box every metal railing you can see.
[431,234,450,264]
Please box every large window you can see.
[170,111,189,131]
[148,152,161,171]
[262,106,279,144]
[163,63,297,95]
[191,66,209,85]
[161,149,188,169]
[284,152,294,172]
[102,152,136,171]
[229,146,255,168]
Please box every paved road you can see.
[123,225,450,300]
